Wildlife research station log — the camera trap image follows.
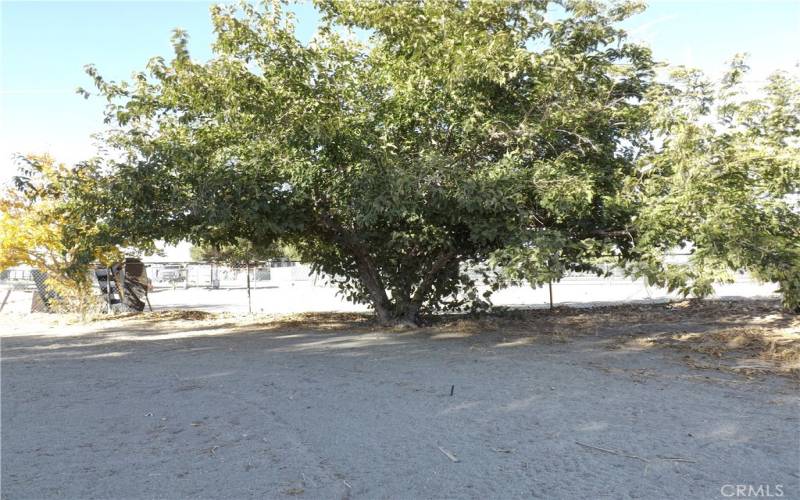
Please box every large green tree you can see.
[83,0,656,324]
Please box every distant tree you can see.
[0,155,122,316]
[81,0,657,324]
[190,238,298,265]
[630,57,800,311]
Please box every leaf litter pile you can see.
[643,326,799,378]
[607,300,799,378]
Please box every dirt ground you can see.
[2,300,798,499]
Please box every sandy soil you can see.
[1,301,798,499]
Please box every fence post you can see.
[246,262,252,314]
[119,263,126,301]
[0,288,11,313]
[106,267,112,314]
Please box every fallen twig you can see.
[575,441,649,463]
[438,446,460,463]
[576,442,697,464]
[655,455,697,463]
[199,445,219,457]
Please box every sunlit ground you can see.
[2,300,797,498]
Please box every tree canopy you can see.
[83,0,657,324]
[631,57,800,311]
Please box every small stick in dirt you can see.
[199,445,219,457]
[656,456,697,463]
[438,446,460,463]
[450,385,454,396]
[575,441,649,463]
[343,480,351,489]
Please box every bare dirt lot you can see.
[2,300,798,499]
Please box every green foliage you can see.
[629,56,800,311]
[190,238,298,265]
[82,0,657,323]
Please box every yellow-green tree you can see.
[0,155,122,316]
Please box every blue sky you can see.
[1,0,799,183]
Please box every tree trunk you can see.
[353,252,394,325]
[316,213,395,324]
[398,301,422,326]
[376,250,456,327]
[314,213,454,327]
[401,249,456,325]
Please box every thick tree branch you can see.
[409,248,457,307]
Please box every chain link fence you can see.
[0,261,320,314]
[145,261,317,290]
[0,260,777,315]
[0,268,39,313]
